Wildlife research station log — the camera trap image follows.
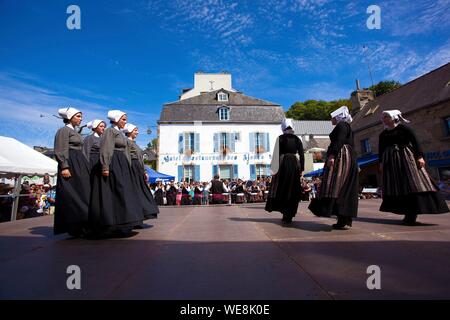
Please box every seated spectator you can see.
[45,185,56,215]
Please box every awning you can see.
[304,154,379,177]
[0,136,57,177]
[428,158,450,167]
[358,154,379,167]
[303,168,324,177]
[145,166,175,184]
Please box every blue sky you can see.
[1,0,449,148]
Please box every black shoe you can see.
[133,223,152,230]
[111,230,139,238]
[281,215,293,224]
[402,219,419,226]
[402,215,418,226]
[332,223,351,230]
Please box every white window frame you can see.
[219,165,233,180]
[219,107,229,121]
[184,132,195,153]
[183,165,195,183]
[255,164,270,180]
[220,132,229,149]
[218,92,228,102]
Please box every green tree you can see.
[147,138,158,151]
[286,99,352,121]
[369,80,402,97]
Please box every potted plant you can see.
[221,146,230,155]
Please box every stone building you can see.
[351,62,450,187]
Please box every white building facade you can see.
[158,73,285,182]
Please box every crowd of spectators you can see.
[0,180,56,222]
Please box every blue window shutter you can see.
[194,133,200,153]
[230,133,235,152]
[178,165,183,182]
[212,165,218,177]
[213,133,219,152]
[178,133,184,154]
[250,164,256,180]
[226,133,231,151]
[194,165,200,182]
[233,165,238,179]
[265,133,270,152]
[249,132,255,153]
[265,165,270,177]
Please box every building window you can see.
[255,133,263,151]
[218,92,228,102]
[256,164,270,179]
[184,132,194,153]
[214,133,237,153]
[219,165,232,180]
[250,132,270,153]
[445,116,450,136]
[219,107,229,121]
[220,132,228,149]
[183,165,195,183]
[361,138,371,154]
[179,132,199,154]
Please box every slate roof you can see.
[351,62,450,132]
[292,121,334,136]
[303,137,331,151]
[159,89,284,123]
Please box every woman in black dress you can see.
[53,107,91,237]
[153,182,165,206]
[166,182,178,206]
[265,118,305,224]
[82,119,106,170]
[89,110,143,237]
[379,110,449,225]
[308,106,359,230]
[124,123,159,222]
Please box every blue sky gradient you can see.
[1,0,449,147]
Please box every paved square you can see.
[1,199,450,299]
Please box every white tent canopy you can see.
[0,136,57,177]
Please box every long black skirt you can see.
[308,144,359,218]
[154,190,164,206]
[88,152,100,171]
[380,145,449,215]
[265,154,302,217]
[166,193,176,205]
[380,193,449,215]
[54,149,91,235]
[130,159,159,220]
[89,151,143,233]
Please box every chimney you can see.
[351,79,374,116]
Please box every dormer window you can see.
[218,92,228,102]
[218,106,229,121]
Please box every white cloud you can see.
[383,0,450,36]
[141,0,253,46]
[0,72,158,148]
